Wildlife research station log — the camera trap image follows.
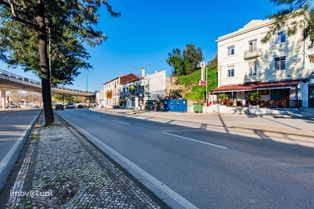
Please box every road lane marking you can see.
[1,116,8,120]
[162,132,227,150]
[111,120,129,125]
[59,114,199,209]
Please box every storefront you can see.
[309,85,314,108]
[213,80,302,108]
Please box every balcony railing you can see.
[244,49,262,60]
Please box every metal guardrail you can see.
[0,69,94,95]
[0,69,41,85]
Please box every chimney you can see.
[141,68,145,78]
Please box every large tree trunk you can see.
[36,0,54,126]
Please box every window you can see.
[274,56,286,70]
[248,39,257,52]
[228,45,235,56]
[249,61,258,76]
[227,66,235,77]
[276,31,286,44]
[271,89,289,100]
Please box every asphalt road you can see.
[0,110,40,162]
[58,109,314,209]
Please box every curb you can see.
[57,113,199,209]
[93,109,314,139]
[229,126,314,138]
[0,110,41,191]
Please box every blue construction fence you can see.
[163,99,188,112]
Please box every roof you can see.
[217,19,272,42]
[120,73,139,85]
[217,12,307,42]
[103,77,119,85]
[103,73,139,85]
[213,80,301,93]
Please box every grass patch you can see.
[177,67,218,101]
[31,134,40,142]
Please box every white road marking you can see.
[1,116,8,120]
[162,132,227,150]
[111,120,129,125]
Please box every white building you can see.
[99,73,139,109]
[144,70,167,100]
[95,90,105,107]
[214,15,314,108]
[119,70,167,110]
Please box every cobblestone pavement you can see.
[4,115,164,209]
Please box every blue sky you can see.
[0,0,277,91]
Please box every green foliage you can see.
[218,93,229,101]
[247,92,261,103]
[264,0,314,44]
[185,85,206,101]
[177,69,202,84]
[177,65,218,101]
[0,0,120,86]
[167,44,203,76]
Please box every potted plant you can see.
[218,94,229,105]
[247,92,261,106]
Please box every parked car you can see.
[55,104,64,111]
[66,103,76,109]
[77,104,84,109]
[31,104,40,109]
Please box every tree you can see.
[182,44,203,74]
[0,0,120,126]
[166,48,184,75]
[264,0,313,44]
[167,44,203,76]
[208,55,218,68]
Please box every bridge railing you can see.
[0,69,41,85]
[0,69,95,95]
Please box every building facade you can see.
[119,70,167,110]
[101,74,139,109]
[95,90,105,107]
[144,70,167,100]
[214,15,314,108]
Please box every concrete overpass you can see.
[0,69,95,110]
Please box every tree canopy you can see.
[0,0,119,125]
[264,0,314,44]
[0,0,120,86]
[167,44,203,76]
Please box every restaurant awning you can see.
[213,80,301,93]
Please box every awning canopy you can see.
[213,80,301,93]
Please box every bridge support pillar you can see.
[0,89,7,111]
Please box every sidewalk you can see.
[94,108,314,148]
[0,114,164,209]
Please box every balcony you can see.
[244,49,262,60]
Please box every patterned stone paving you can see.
[5,117,163,209]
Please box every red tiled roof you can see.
[104,77,119,85]
[213,80,301,92]
[120,73,139,85]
